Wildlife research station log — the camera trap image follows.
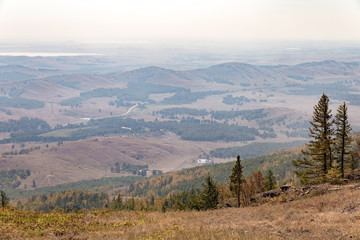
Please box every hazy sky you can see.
[1,0,360,44]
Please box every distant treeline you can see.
[19,191,110,212]
[0,117,50,133]
[0,169,31,189]
[59,82,228,107]
[210,109,267,121]
[222,94,256,106]
[158,108,208,117]
[2,146,41,156]
[0,116,274,143]
[160,90,226,105]
[158,118,263,141]
[210,141,306,159]
[0,96,44,109]
[156,108,310,138]
[288,81,360,106]
[6,176,144,200]
[111,162,149,175]
[0,108,12,115]
[18,189,154,212]
[60,82,186,107]
[56,80,81,89]
[155,107,268,121]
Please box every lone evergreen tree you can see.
[229,155,244,207]
[335,102,352,178]
[1,191,9,208]
[200,175,219,210]
[293,94,334,184]
[264,170,276,190]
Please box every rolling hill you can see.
[2,60,360,105]
[0,141,304,200]
[2,131,260,190]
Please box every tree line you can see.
[154,107,267,121]
[0,116,267,143]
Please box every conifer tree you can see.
[200,175,219,210]
[1,191,9,208]
[334,102,352,178]
[229,155,245,207]
[293,94,334,184]
[264,170,276,190]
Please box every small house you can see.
[197,159,213,165]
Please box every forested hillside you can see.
[0,116,269,143]
[127,149,302,197]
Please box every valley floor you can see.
[1,184,360,239]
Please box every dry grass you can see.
[2,183,360,239]
[89,184,360,239]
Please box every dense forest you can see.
[222,94,256,106]
[0,105,312,145]
[0,116,271,143]
[60,82,185,107]
[0,169,31,190]
[155,107,268,121]
[19,191,110,212]
[160,90,226,105]
[0,117,50,133]
[157,107,208,117]
[210,141,306,159]
[0,96,44,109]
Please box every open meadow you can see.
[1,183,359,239]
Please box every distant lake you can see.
[0,52,102,57]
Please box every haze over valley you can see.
[0,45,360,189]
[2,1,360,238]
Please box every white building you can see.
[197,159,213,164]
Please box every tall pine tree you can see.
[293,94,334,184]
[335,102,352,178]
[229,155,244,207]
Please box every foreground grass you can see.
[1,184,360,239]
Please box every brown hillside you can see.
[0,134,222,188]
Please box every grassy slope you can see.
[1,183,360,239]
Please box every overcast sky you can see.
[0,0,360,45]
